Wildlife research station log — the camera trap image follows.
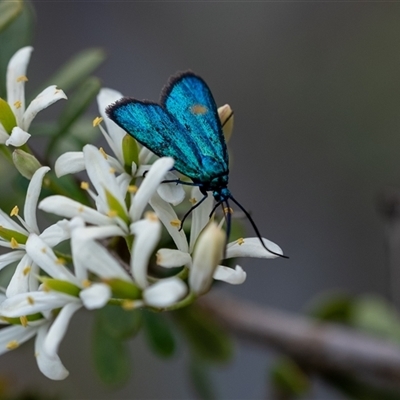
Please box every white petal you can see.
[79,283,111,310]
[226,237,283,259]
[6,254,32,296]
[35,323,69,380]
[156,171,185,206]
[156,248,191,268]
[26,234,80,284]
[22,85,67,131]
[139,147,155,165]
[0,291,79,317]
[143,277,187,308]
[6,126,31,147]
[7,46,33,125]
[0,324,37,356]
[0,251,25,270]
[40,219,70,247]
[43,302,82,357]
[189,187,214,253]
[54,152,85,177]
[83,144,127,215]
[39,196,115,226]
[189,223,225,295]
[130,215,162,288]
[24,166,50,234]
[0,124,10,144]
[213,265,246,284]
[0,208,28,234]
[149,191,188,253]
[130,157,174,221]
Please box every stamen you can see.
[10,206,19,217]
[128,185,138,194]
[189,197,197,205]
[20,316,28,327]
[109,168,116,174]
[78,206,84,213]
[122,300,135,310]
[6,340,19,350]
[99,147,107,159]
[55,257,66,265]
[13,100,22,109]
[80,181,89,190]
[41,247,46,253]
[93,116,103,127]
[10,238,19,249]
[223,207,234,215]
[82,279,91,288]
[23,266,31,276]
[145,211,159,222]
[16,75,28,82]
[170,219,181,228]
[27,296,34,305]
[236,238,245,245]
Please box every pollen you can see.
[128,185,138,194]
[78,206,84,213]
[10,238,19,249]
[20,316,28,327]
[27,296,35,305]
[99,147,108,159]
[223,207,234,215]
[80,181,89,190]
[16,75,28,82]
[189,197,197,205]
[6,340,19,350]
[191,104,208,115]
[109,168,116,174]
[170,219,181,228]
[92,116,103,127]
[236,237,245,245]
[122,300,135,310]
[56,257,66,265]
[23,266,31,276]
[41,247,46,253]
[145,211,159,222]
[10,205,19,217]
[14,100,22,109]
[107,210,117,218]
[82,279,91,288]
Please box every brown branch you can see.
[198,292,400,386]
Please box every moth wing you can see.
[161,72,229,178]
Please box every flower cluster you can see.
[0,47,283,380]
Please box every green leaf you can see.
[0,226,27,245]
[42,278,80,297]
[0,98,16,134]
[189,357,217,400]
[0,1,34,98]
[36,48,106,95]
[95,304,142,340]
[142,310,176,358]
[0,0,22,35]
[174,304,233,363]
[350,295,400,342]
[92,319,131,386]
[270,357,310,398]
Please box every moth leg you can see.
[179,193,209,231]
[161,179,201,186]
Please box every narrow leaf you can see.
[0,0,23,33]
[189,357,217,400]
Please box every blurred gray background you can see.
[1,2,400,399]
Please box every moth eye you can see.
[190,104,208,115]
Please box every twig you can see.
[198,292,400,386]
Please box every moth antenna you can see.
[221,110,234,128]
[229,195,288,259]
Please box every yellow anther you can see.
[10,238,19,249]
[82,279,91,288]
[128,185,138,194]
[10,205,19,217]
[55,257,66,265]
[6,340,19,350]
[236,237,245,245]
[20,316,28,327]
[42,283,50,292]
[121,300,135,310]
[170,219,181,228]
[156,252,162,265]
[27,296,34,305]
[189,197,197,205]
[99,147,108,159]
[92,116,103,127]
[80,181,89,190]
[23,266,31,276]
[14,100,22,109]
[144,211,159,222]
[16,75,28,82]
[223,207,234,215]
[107,210,118,218]
[78,206,84,213]
[109,168,116,174]
[41,247,46,253]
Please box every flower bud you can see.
[0,98,16,134]
[218,104,234,142]
[189,222,225,295]
[12,149,42,179]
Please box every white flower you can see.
[0,167,70,297]
[0,47,67,147]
